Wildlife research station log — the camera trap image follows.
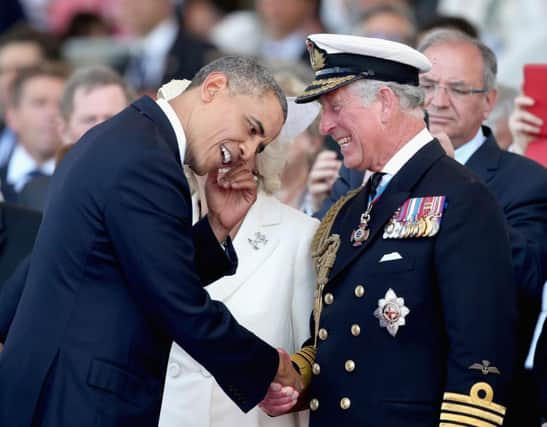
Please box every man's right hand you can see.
[308,150,342,213]
[509,95,543,153]
[259,348,302,416]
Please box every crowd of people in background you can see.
[0,0,546,426]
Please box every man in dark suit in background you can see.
[18,65,134,212]
[311,29,547,426]
[0,56,302,427]
[0,62,68,204]
[0,25,61,168]
[261,33,516,427]
[117,0,217,94]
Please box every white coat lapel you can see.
[206,193,281,302]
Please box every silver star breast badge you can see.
[373,288,410,337]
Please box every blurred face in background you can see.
[114,0,172,36]
[60,84,129,145]
[0,42,44,109]
[355,11,416,46]
[421,41,497,149]
[6,75,65,163]
[256,0,316,39]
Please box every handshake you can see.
[259,348,304,416]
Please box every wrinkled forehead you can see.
[421,42,485,83]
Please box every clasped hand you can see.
[259,348,303,417]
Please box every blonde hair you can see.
[255,63,313,194]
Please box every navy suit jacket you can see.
[0,97,278,427]
[0,203,41,285]
[307,140,517,427]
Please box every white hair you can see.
[349,79,425,117]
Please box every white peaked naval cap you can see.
[296,33,432,103]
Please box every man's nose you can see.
[319,113,334,135]
[429,85,450,107]
[239,138,260,162]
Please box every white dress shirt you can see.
[6,144,55,192]
[362,127,435,192]
[156,98,186,166]
[454,127,486,165]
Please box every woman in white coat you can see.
[157,77,320,427]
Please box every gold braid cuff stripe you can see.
[440,413,496,427]
[301,75,357,97]
[291,346,317,389]
[442,382,506,416]
[441,403,503,425]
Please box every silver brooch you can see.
[248,231,268,250]
[373,288,410,337]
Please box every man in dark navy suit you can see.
[260,33,517,427]
[312,29,547,426]
[0,202,40,285]
[0,56,303,426]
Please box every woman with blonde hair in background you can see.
[157,76,320,427]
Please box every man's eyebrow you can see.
[248,116,265,137]
[421,77,469,86]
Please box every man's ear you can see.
[482,88,498,121]
[377,86,397,124]
[201,72,228,102]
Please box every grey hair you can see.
[417,28,497,91]
[188,56,288,122]
[349,79,425,115]
[60,65,135,119]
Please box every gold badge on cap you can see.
[374,288,410,337]
[306,40,326,71]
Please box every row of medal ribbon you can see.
[383,195,446,239]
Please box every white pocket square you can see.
[379,252,403,262]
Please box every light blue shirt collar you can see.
[454,128,486,165]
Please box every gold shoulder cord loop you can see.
[311,187,362,347]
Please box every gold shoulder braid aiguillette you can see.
[311,187,361,347]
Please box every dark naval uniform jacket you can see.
[294,138,517,427]
[0,97,279,427]
[315,127,547,426]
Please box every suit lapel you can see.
[131,96,182,165]
[329,140,445,282]
[464,127,501,185]
[206,194,281,301]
